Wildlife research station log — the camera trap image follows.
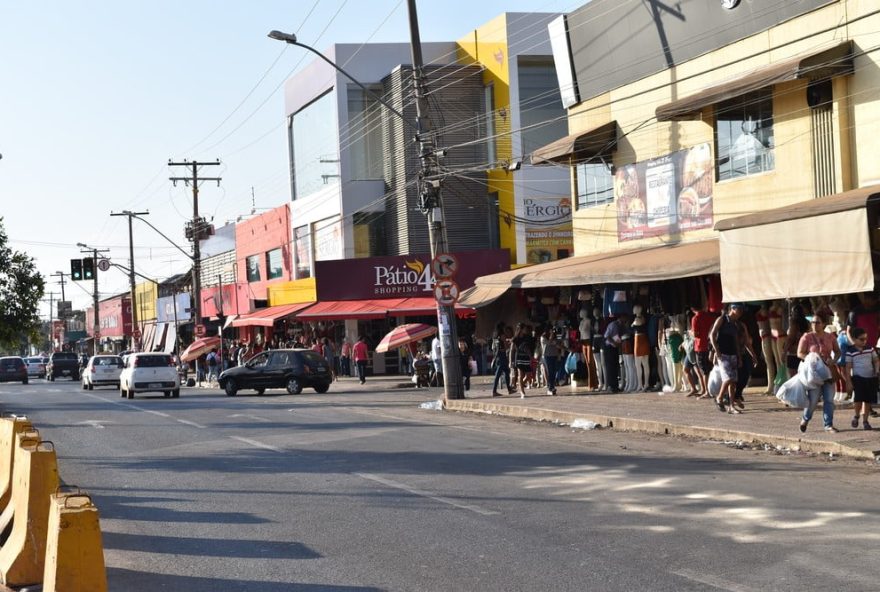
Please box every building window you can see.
[246,255,261,283]
[346,85,384,180]
[294,225,311,279]
[715,90,774,181]
[290,89,339,200]
[576,161,614,208]
[265,248,283,280]
[518,58,567,155]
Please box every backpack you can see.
[207,353,217,367]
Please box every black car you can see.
[47,352,79,381]
[0,357,28,384]
[219,349,331,396]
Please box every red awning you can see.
[294,297,473,321]
[230,302,314,328]
[294,299,394,321]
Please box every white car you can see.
[120,353,180,399]
[82,355,123,390]
[24,356,47,378]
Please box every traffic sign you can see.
[97,258,111,272]
[431,253,459,279]
[195,324,206,337]
[434,280,460,306]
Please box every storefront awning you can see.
[457,285,509,309]
[655,41,854,121]
[294,300,391,321]
[474,240,719,289]
[716,186,880,302]
[230,302,314,328]
[530,121,619,165]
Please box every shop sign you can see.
[616,142,714,242]
[523,197,574,264]
[314,217,342,262]
[157,293,192,323]
[315,249,510,301]
[97,296,132,337]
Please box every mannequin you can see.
[769,300,787,386]
[755,302,776,395]
[579,308,592,389]
[665,314,685,392]
[592,307,606,391]
[829,296,851,402]
[632,304,650,391]
[620,319,636,392]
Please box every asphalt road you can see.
[0,377,878,592]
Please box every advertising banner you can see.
[615,143,714,242]
[522,197,573,264]
[156,293,192,323]
[97,297,132,337]
[200,285,235,318]
[315,249,510,301]
[314,217,343,261]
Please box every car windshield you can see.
[1,358,23,367]
[135,355,171,367]
[94,356,122,366]
[25,357,42,364]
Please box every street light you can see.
[267,30,415,132]
[269,8,465,401]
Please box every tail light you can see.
[169,358,176,367]
[90,367,96,374]
[133,357,140,368]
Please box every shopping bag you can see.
[797,352,830,388]
[707,365,722,397]
[776,375,809,408]
[565,352,579,374]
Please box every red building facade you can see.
[233,204,293,314]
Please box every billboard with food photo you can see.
[615,143,713,241]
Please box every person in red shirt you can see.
[353,336,369,384]
[691,305,718,399]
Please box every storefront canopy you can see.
[292,298,472,321]
[530,121,619,165]
[655,40,854,121]
[230,302,314,328]
[472,239,719,291]
[716,186,880,302]
[457,285,509,309]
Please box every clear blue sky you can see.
[0,0,572,317]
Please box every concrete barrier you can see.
[0,439,59,588]
[0,417,33,513]
[42,491,107,592]
[0,429,41,546]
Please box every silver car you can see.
[24,356,47,378]
[82,355,123,390]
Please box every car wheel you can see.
[313,382,330,394]
[171,389,180,398]
[126,388,134,400]
[255,388,265,395]
[286,377,303,395]
[48,374,54,382]
[72,373,79,381]
[224,380,238,397]
[120,386,126,398]
[164,391,171,398]
[81,380,87,390]
[22,378,28,386]
[88,382,94,390]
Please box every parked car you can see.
[120,353,180,399]
[0,357,28,384]
[24,356,47,378]
[82,355,124,390]
[219,348,331,396]
[47,352,79,381]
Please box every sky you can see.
[0,0,576,320]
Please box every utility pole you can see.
[169,159,221,335]
[77,243,110,356]
[51,271,66,303]
[111,210,149,352]
[406,0,464,401]
[47,291,55,351]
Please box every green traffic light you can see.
[70,258,83,281]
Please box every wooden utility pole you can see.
[168,159,221,332]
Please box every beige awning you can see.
[656,41,854,122]
[475,239,719,289]
[457,285,509,308]
[716,187,880,302]
[530,121,619,165]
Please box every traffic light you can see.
[70,259,83,281]
[82,257,95,280]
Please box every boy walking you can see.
[845,327,877,430]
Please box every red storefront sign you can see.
[86,296,132,337]
[315,249,509,301]
[201,284,237,318]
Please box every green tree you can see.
[0,218,44,350]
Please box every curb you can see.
[443,399,880,461]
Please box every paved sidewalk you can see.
[438,376,880,461]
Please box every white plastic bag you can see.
[707,365,722,397]
[777,375,809,408]
[797,352,830,388]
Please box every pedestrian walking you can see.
[845,327,876,430]
[431,335,443,386]
[603,314,627,393]
[490,323,512,396]
[797,312,840,433]
[353,335,369,384]
[510,323,534,398]
[542,328,560,395]
[340,338,352,377]
[459,337,471,391]
[322,337,337,382]
[709,303,745,414]
[206,348,219,383]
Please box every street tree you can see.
[0,218,44,350]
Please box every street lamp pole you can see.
[268,0,464,401]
